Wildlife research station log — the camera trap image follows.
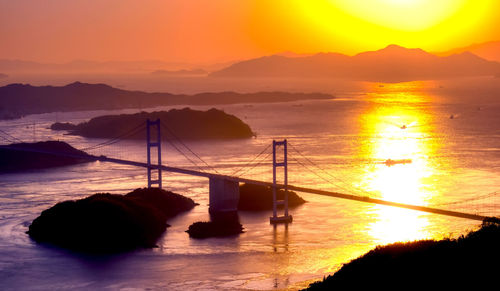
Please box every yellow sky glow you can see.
[251,0,499,56]
[0,0,499,62]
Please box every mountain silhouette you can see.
[436,40,500,63]
[210,44,500,82]
[0,59,197,73]
[0,59,240,74]
[151,68,207,76]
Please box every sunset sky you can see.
[1,0,499,64]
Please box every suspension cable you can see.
[288,142,374,196]
[231,143,272,176]
[0,134,14,143]
[235,150,273,178]
[288,152,368,196]
[433,191,499,207]
[160,121,221,174]
[161,132,208,173]
[0,129,24,143]
[79,123,146,151]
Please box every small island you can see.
[0,141,93,173]
[238,183,306,211]
[304,219,500,290]
[51,108,255,140]
[186,184,306,239]
[186,211,244,239]
[27,188,197,253]
[50,122,76,131]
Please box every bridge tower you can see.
[146,119,162,189]
[270,139,293,224]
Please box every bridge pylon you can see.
[270,139,293,224]
[146,119,162,189]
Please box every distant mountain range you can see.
[2,42,499,83]
[0,59,184,73]
[210,44,500,82]
[151,69,208,76]
[0,59,236,74]
[0,82,333,120]
[436,41,500,63]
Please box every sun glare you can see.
[273,0,498,54]
[357,84,440,243]
[334,0,466,31]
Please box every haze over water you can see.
[1,78,499,289]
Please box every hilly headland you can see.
[0,141,94,173]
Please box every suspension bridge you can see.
[1,119,498,224]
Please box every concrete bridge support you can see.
[209,177,240,213]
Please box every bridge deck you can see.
[1,144,488,222]
[98,156,487,221]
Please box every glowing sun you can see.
[333,0,467,31]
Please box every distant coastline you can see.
[0,82,333,120]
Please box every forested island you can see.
[51,108,254,140]
[28,188,197,253]
[187,211,244,239]
[238,183,306,210]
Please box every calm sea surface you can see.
[1,80,499,290]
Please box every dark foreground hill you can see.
[0,81,333,119]
[27,188,197,253]
[52,108,254,140]
[304,219,500,290]
[0,141,93,173]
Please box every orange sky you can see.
[1,0,499,63]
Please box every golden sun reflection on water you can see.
[359,87,438,244]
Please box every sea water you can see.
[1,81,499,290]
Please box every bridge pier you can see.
[209,177,240,213]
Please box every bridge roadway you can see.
[2,144,488,222]
[98,155,487,222]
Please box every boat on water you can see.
[383,159,412,166]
